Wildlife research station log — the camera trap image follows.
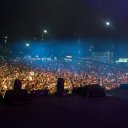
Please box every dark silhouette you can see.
[13,79,22,90]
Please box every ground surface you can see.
[0,89,128,128]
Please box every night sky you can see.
[0,0,128,41]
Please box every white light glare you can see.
[106,22,110,26]
[44,30,47,33]
[26,43,30,47]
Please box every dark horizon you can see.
[1,0,128,42]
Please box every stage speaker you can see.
[13,79,22,90]
[30,90,48,97]
[4,89,31,105]
[0,93,3,103]
[56,78,64,95]
[120,84,128,89]
[82,84,105,97]
[72,87,82,95]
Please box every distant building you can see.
[92,51,113,63]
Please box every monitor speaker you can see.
[56,78,64,95]
[80,84,105,97]
[86,84,106,97]
[4,89,31,105]
[30,90,48,97]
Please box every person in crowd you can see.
[0,57,128,96]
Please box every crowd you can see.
[0,57,128,96]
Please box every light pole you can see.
[106,22,110,26]
[105,21,112,44]
[25,43,30,56]
[4,36,8,58]
[105,21,113,63]
[74,33,82,58]
[42,29,48,40]
[26,43,30,47]
[33,37,38,56]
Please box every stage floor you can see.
[0,89,128,128]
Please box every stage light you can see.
[44,30,47,33]
[26,43,30,47]
[106,22,110,26]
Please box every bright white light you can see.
[26,43,30,47]
[44,30,47,33]
[106,22,110,26]
[5,36,8,39]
